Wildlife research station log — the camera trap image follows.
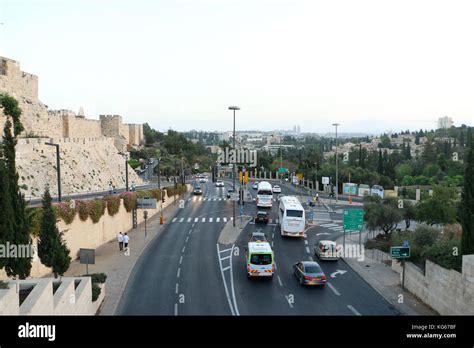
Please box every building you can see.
[438,116,454,129]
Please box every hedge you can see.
[88,199,106,223]
[55,201,76,225]
[119,191,137,212]
[75,200,89,221]
[104,195,121,216]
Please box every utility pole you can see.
[45,142,61,202]
[229,106,240,227]
[332,123,340,202]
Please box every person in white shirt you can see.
[117,232,124,251]
[123,233,130,251]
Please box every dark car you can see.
[255,211,269,223]
[249,232,267,242]
[226,188,234,198]
[293,261,327,286]
[193,186,203,195]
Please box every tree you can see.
[416,196,457,226]
[402,200,416,229]
[0,94,32,278]
[38,186,71,278]
[364,196,403,234]
[377,149,383,175]
[461,127,474,255]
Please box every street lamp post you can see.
[229,106,240,227]
[332,123,340,202]
[45,142,61,202]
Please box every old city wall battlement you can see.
[0,56,145,147]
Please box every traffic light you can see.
[244,171,249,184]
[239,171,243,184]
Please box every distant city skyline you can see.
[0,0,472,133]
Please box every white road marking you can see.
[179,256,183,264]
[220,255,231,260]
[309,256,314,261]
[182,246,186,253]
[229,245,240,316]
[185,236,189,243]
[188,229,192,235]
[304,240,308,245]
[305,246,310,253]
[192,223,196,227]
[222,266,230,271]
[213,198,217,201]
[172,218,177,222]
[203,198,207,201]
[179,218,184,222]
[177,268,181,278]
[201,217,206,222]
[277,275,283,287]
[216,217,220,222]
[230,217,234,220]
[209,217,213,222]
[285,295,294,308]
[175,283,179,294]
[187,218,191,222]
[174,303,178,316]
[198,197,202,201]
[219,247,233,253]
[347,305,362,316]
[271,241,274,247]
[327,282,341,296]
[216,244,236,316]
[194,218,199,222]
[223,217,227,222]
[219,198,222,201]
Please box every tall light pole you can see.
[229,106,240,227]
[332,123,340,202]
[45,142,61,202]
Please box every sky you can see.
[0,0,473,134]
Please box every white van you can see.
[315,240,342,261]
[278,196,306,237]
[246,242,275,279]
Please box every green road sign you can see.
[278,167,287,173]
[390,246,410,258]
[343,209,364,231]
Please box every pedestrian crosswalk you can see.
[188,196,229,202]
[170,216,234,224]
[319,222,344,232]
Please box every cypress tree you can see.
[461,127,474,256]
[0,94,32,279]
[38,186,71,278]
[0,147,15,271]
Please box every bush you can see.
[104,195,120,216]
[148,189,161,200]
[0,280,9,289]
[422,239,462,272]
[412,225,441,248]
[119,192,137,212]
[55,200,76,224]
[166,187,175,197]
[75,200,89,221]
[82,272,107,284]
[365,233,391,252]
[91,283,101,302]
[88,199,106,223]
[27,207,43,237]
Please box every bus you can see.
[370,185,384,198]
[256,181,273,208]
[278,196,306,237]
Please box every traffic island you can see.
[218,216,252,245]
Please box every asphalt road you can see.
[117,178,398,315]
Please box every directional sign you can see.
[322,177,330,185]
[343,209,364,231]
[278,167,288,173]
[391,246,410,259]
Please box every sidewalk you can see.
[56,193,189,315]
[336,231,437,315]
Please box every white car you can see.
[272,185,281,193]
[252,182,259,190]
[215,180,224,187]
[314,240,342,261]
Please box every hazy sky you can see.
[0,0,472,133]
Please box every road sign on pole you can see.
[322,177,330,185]
[343,209,364,231]
[390,246,410,258]
[278,167,287,173]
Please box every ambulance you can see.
[246,242,275,279]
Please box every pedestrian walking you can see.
[117,232,124,251]
[123,233,129,251]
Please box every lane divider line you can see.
[327,282,341,296]
[216,244,236,316]
[347,304,362,316]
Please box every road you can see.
[117,178,399,315]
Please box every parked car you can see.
[255,211,269,224]
[293,261,327,286]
